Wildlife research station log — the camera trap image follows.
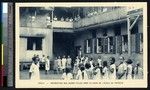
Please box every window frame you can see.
[27,37,43,51]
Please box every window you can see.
[116,36,122,54]
[135,33,143,53]
[108,37,116,53]
[96,38,103,53]
[84,39,92,53]
[27,37,42,50]
[122,35,128,53]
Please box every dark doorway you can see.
[53,32,75,58]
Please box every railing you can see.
[73,8,127,29]
[53,21,73,28]
[20,15,73,29]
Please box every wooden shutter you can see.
[113,36,116,54]
[94,38,97,53]
[135,33,140,53]
[104,37,108,53]
[101,38,105,53]
[84,40,86,53]
[117,36,122,54]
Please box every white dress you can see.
[76,70,82,80]
[117,62,127,79]
[98,59,102,67]
[62,58,67,69]
[58,59,62,69]
[41,57,46,63]
[45,58,50,71]
[102,67,109,79]
[29,63,40,80]
[127,64,133,79]
[66,73,73,80]
[93,68,101,80]
[133,67,143,79]
[61,73,67,80]
[109,64,116,79]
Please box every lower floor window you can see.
[84,39,92,53]
[122,35,128,53]
[27,37,42,50]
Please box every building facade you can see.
[19,7,143,69]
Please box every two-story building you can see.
[19,7,143,69]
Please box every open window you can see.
[95,38,103,53]
[135,33,143,53]
[27,37,42,50]
[108,37,116,54]
[84,39,92,53]
[122,35,128,53]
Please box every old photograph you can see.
[15,3,147,88]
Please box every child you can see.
[97,56,103,68]
[73,61,78,79]
[109,57,116,79]
[76,66,84,80]
[93,63,102,80]
[57,56,62,74]
[75,56,80,66]
[117,56,127,79]
[45,56,50,74]
[29,57,40,80]
[126,59,133,80]
[89,58,94,70]
[133,62,143,79]
[66,55,72,70]
[102,61,109,79]
[40,55,46,69]
[66,68,73,80]
[62,55,67,72]
[61,68,67,80]
[85,63,93,79]
[54,57,58,74]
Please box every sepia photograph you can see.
[15,2,147,88]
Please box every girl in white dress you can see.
[109,57,116,79]
[61,55,67,72]
[126,59,133,79]
[57,56,62,74]
[102,61,109,79]
[73,61,78,79]
[45,56,50,74]
[133,62,143,79]
[66,68,73,80]
[61,68,66,80]
[117,57,127,79]
[29,57,40,80]
[85,63,93,79]
[93,63,102,80]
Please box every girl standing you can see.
[29,57,40,80]
[102,61,109,79]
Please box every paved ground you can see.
[20,70,62,80]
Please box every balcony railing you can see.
[73,8,127,29]
[52,21,73,28]
[20,15,73,29]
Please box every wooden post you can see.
[127,16,131,55]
